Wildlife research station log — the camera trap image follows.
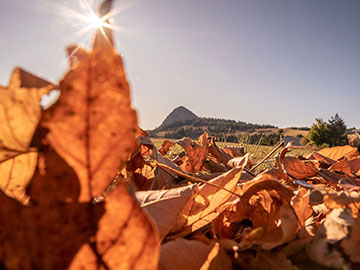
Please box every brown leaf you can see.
[307,151,335,166]
[0,183,105,270]
[44,29,138,201]
[1,129,158,270]
[253,250,295,270]
[319,188,360,210]
[291,188,313,226]
[281,156,318,180]
[307,208,353,268]
[177,132,209,173]
[213,177,298,250]
[128,142,182,190]
[227,153,250,169]
[169,165,245,238]
[222,146,245,158]
[329,157,360,177]
[0,68,54,203]
[158,140,176,156]
[136,184,198,240]
[341,217,360,262]
[93,182,160,269]
[318,145,359,161]
[159,239,232,270]
[208,137,232,165]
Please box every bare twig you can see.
[153,160,242,198]
[250,141,285,172]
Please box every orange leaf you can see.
[281,156,318,180]
[159,239,231,270]
[158,140,176,156]
[177,132,209,173]
[0,68,54,203]
[213,177,298,250]
[44,24,138,201]
[93,182,160,269]
[169,165,245,238]
[291,188,313,226]
[136,184,198,240]
[341,217,360,262]
[318,145,359,161]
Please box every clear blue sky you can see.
[1,0,359,129]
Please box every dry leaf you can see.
[0,181,104,270]
[159,239,231,270]
[93,182,160,270]
[136,184,198,240]
[281,156,318,180]
[253,250,295,270]
[128,142,182,190]
[318,145,359,161]
[291,188,313,226]
[222,146,245,158]
[329,157,360,177]
[177,132,209,173]
[158,140,175,156]
[213,177,298,250]
[227,153,250,168]
[0,68,54,203]
[208,137,232,166]
[43,20,138,201]
[307,208,353,268]
[341,217,360,262]
[169,165,245,238]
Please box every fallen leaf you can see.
[43,17,139,202]
[159,239,231,270]
[136,184,198,240]
[227,153,250,168]
[281,156,318,180]
[0,180,105,270]
[158,140,176,156]
[222,146,245,158]
[93,182,160,270]
[177,132,209,173]
[329,157,360,177]
[127,141,182,190]
[318,145,359,161]
[253,250,295,270]
[291,188,313,226]
[0,68,54,203]
[168,165,245,238]
[306,208,353,268]
[341,217,360,262]
[208,137,232,166]
[213,177,298,250]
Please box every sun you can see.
[86,13,107,30]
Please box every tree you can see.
[327,113,347,147]
[306,118,328,147]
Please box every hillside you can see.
[148,106,311,146]
[160,106,198,127]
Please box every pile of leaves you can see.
[1,1,360,269]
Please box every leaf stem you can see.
[250,141,285,172]
[153,160,242,198]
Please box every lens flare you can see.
[86,13,106,30]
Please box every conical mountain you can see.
[160,106,198,127]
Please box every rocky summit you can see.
[160,106,198,127]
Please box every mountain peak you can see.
[160,106,198,127]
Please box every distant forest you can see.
[149,117,278,144]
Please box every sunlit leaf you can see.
[43,21,138,202]
[159,239,231,270]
